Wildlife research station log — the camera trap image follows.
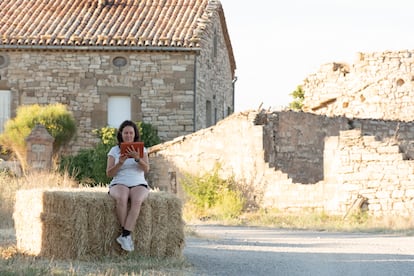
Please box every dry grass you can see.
[0,244,190,276]
[199,208,414,235]
[0,170,78,228]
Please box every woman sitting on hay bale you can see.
[106,120,150,252]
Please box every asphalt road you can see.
[183,225,414,276]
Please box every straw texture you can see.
[13,188,184,259]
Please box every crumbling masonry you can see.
[148,50,414,217]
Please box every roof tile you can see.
[0,0,215,48]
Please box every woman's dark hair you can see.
[116,120,140,145]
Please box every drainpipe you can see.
[232,76,238,114]
[193,54,197,132]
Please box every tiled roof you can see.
[0,0,236,74]
[0,0,225,49]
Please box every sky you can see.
[220,0,414,111]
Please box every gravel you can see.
[183,225,414,276]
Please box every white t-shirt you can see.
[107,145,148,187]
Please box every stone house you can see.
[0,0,236,153]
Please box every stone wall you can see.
[195,9,235,129]
[261,111,349,184]
[263,127,414,217]
[148,110,414,217]
[302,50,414,122]
[327,130,414,217]
[0,51,196,152]
[25,124,54,172]
[148,111,276,206]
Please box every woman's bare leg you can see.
[109,185,130,228]
[124,186,149,231]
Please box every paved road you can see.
[183,225,414,276]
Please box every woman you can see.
[106,120,150,252]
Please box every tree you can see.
[289,85,305,111]
[0,103,77,172]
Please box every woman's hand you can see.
[119,153,129,164]
[126,145,140,160]
[106,154,128,177]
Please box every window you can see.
[206,100,212,127]
[112,56,128,68]
[212,30,218,58]
[0,54,9,68]
[0,90,11,133]
[108,96,131,128]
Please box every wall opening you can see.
[397,78,405,87]
[0,90,11,133]
[206,100,212,127]
[108,96,131,128]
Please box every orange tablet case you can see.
[120,142,144,158]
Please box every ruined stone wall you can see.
[328,130,414,217]
[302,50,414,122]
[148,110,414,217]
[262,113,414,216]
[262,111,349,184]
[263,113,414,185]
[262,128,414,217]
[148,111,286,206]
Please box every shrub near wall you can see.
[182,165,245,220]
[0,104,76,172]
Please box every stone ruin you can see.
[148,50,414,218]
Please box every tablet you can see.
[120,142,144,158]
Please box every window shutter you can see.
[0,90,11,133]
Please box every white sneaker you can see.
[116,235,134,252]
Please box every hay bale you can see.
[13,188,184,259]
[135,194,152,254]
[149,192,169,257]
[166,194,185,257]
[13,189,44,255]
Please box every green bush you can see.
[60,121,161,186]
[0,104,76,170]
[1,103,76,151]
[138,121,162,147]
[289,85,304,111]
[182,164,245,220]
[60,143,112,185]
[93,126,117,146]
